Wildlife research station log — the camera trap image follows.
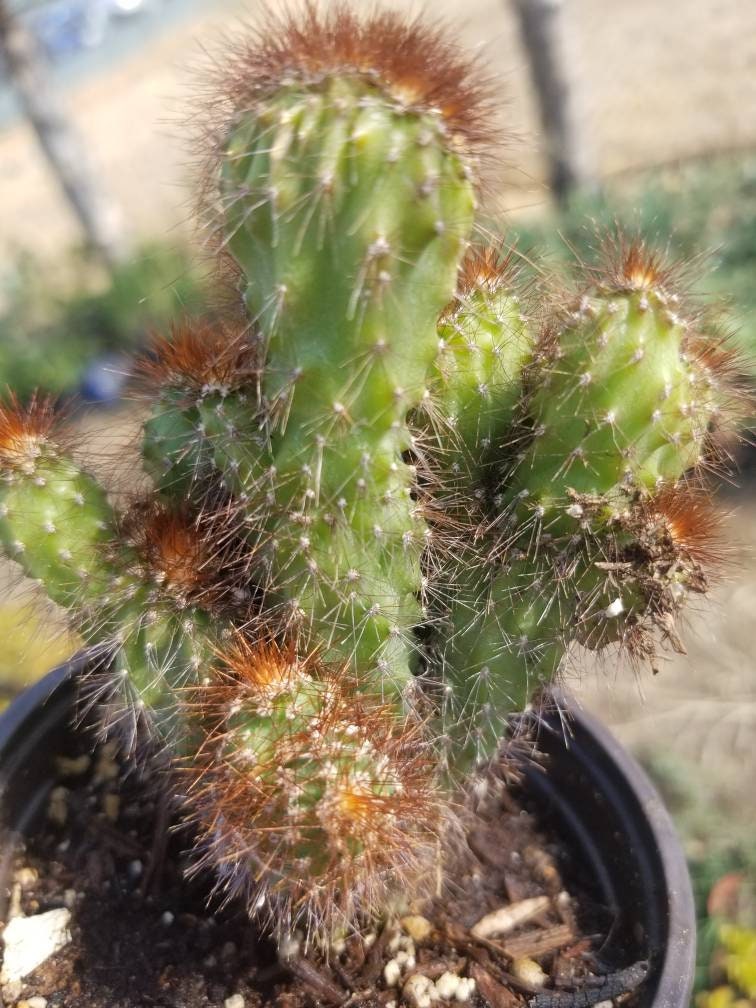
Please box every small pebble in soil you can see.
[403,973,437,1008]
[436,973,460,1001]
[102,793,120,821]
[512,957,547,989]
[47,787,68,826]
[471,897,550,939]
[224,996,245,1008]
[384,959,402,987]
[93,742,119,784]
[400,915,433,943]
[1,908,72,984]
[436,972,477,1002]
[160,910,175,926]
[55,755,90,777]
[17,997,49,1008]
[396,949,417,972]
[2,980,23,1003]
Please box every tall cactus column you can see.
[195,9,494,698]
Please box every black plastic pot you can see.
[0,664,696,1007]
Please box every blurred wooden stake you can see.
[0,0,126,269]
[512,0,598,205]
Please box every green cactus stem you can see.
[140,321,261,498]
[0,396,119,611]
[499,246,735,534]
[91,501,251,747]
[0,401,245,745]
[426,248,534,503]
[189,10,497,694]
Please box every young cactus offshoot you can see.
[0,4,746,942]
[424,239,743,766]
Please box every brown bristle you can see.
[685,326,753,423]
[530,318,563,365]
[649,485,728,571]
[456,243,520,295]
[584,231,705,306]
[207,2,498,156]
[183,669,445,935]
[137,319,259,394]
[688,331,742,378]
[121,500,250,609]
[592,233,690,299]
[0,392,63,472]
[217,634,307,698]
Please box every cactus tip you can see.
[120,499,252,613]
[208,1,499,154]
[0,391,64,472]
[138,320,259,395]
[455,243,521,295]
[650,485,729,573]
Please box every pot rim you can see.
[536,690,697,1002]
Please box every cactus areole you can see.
[0,5,744,941]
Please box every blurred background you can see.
[1,0,755,999]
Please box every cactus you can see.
[424,240,742,765]
[0,4,746,943]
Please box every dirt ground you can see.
[1,0,756,260]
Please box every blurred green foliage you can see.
[0,241,212,398]
[508,155,756,371]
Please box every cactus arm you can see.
[0,455,117,608]
[425,246,739,770]
[0,401,120,610]
[500,285,722,531]
[417,253,541,768]
[431,252,535,495]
